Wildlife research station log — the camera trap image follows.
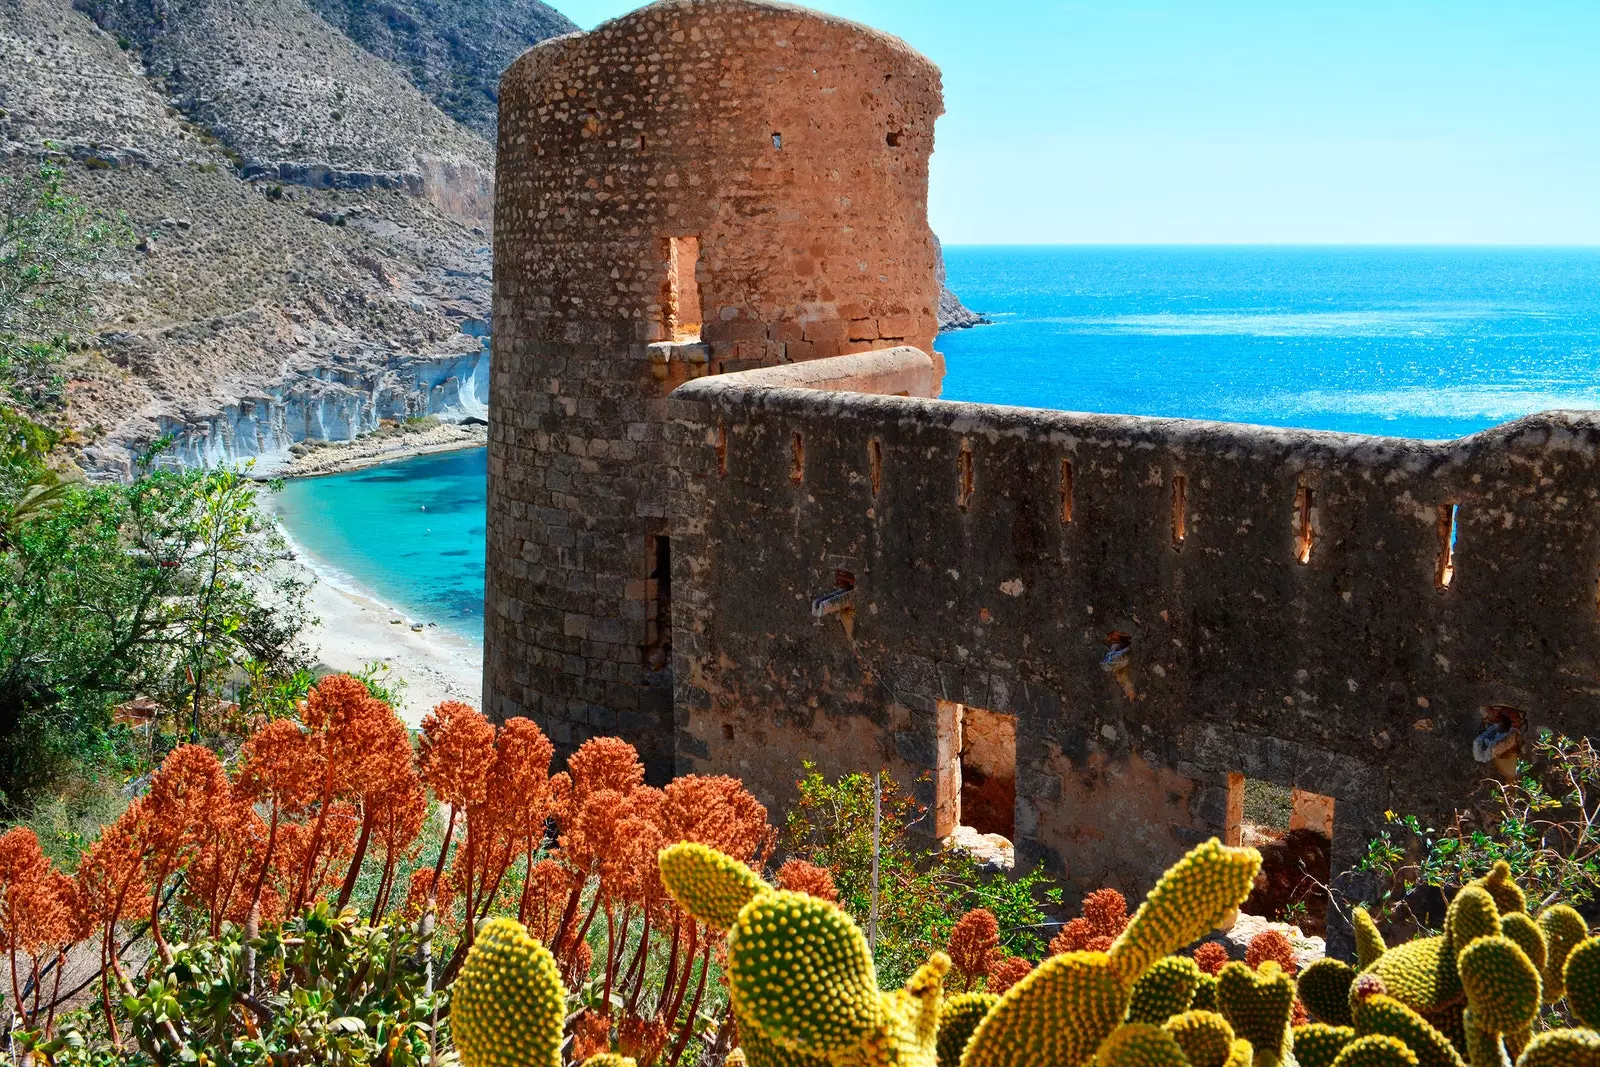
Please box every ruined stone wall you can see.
[667,371,1600,942]
[486,0,944,776]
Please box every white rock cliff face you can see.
[153,347,490,471]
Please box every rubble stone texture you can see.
[486,0,944,775]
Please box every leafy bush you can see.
[1357,729,1600,926]
[781,763,1060,988]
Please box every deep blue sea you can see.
[275,246,1600,637]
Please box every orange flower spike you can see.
[1049,916,1094,955]
[1193,940,1231,975]
[419,700,497,809]
[776,860,839,903]
[1082,887,1130,937]
[659,774,772,866]
[566,736,646,804]
[238,719,317,811]
[948,908,1001,988]
[1246,929,1298,974]
[986,955,1035,995]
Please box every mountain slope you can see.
[305,0,576,140]
[2,0,498,474]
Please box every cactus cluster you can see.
[453,843,1600,1067]
[1294,861,1600,1067]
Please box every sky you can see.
[546,2,1600,245]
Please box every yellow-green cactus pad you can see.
[1222,1038,1254,1067]
[1216,960,1295,1061]
[1293,1024,1357,1067]
[1298,957,1356,1028]
[659,842,770,931]
[451,917,566,1067]
[1354,909,1387,971]
[1497,913,1545,976]
[1516,1029,1600,1067]
[1535,905,1586,1003]
[1445,886,1500,957]
[1349,992,1465,1067]
[1127,955,1202,1024]
[1330,1035,1420,1067]
[1469,862,1525,917]
[1108,839,1261,987]
[960,951,1127,1067]
[1460,1009,1503,1067]
[875,951,948,1063]
[728,889,881,1054]
[938,993,999,1067]
[1096,1023,1189,1067]
[1457,935,1540,1034]
[1163,1010,1235,1067]
[579,1058,637,1067]
[1369,936,1463,1016]
[1565,938,1600,1029]
[735,1027,831,1067]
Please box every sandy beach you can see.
[259,422,488,479]
[265,500,484,725]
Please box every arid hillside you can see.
[0,0,530,473]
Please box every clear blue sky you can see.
[547,2,1600,245]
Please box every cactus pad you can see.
[1216,960,1295,1061]
[1497,912,1546,976]
[1469,861,1525,917]
[1457,935,1540,1034]
[1330,1035,1420,1067]
[1127,955,1202,1024]
[1565,938,1600,1029]
[937,993,998,1067]
[1292,1024,1356,1067]
[1163,1010,1235,1067]
[659,842,770,931]
[578,1058,637,1067]
[1535,905,1586,1004]
[1298,957,1356,1028]
[451,917,567,1067]
[1096,1023,1190,1067]
[1516,1029,1600,1067]
[1353,908,1387,971]
[1349,990,1464,1067]
[960,951,1127,1067]
[1108,839,1261,986]
[1445,886,1500,956]
[727,889,882,1054]
[1368,937,1463,1017]
[1191,972,1219,1013]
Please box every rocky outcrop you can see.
[934,236,988,331]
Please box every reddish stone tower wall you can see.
[486,0,944,776]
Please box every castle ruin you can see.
[488,0,1600,949]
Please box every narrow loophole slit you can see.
[715,422,727,477]
[1171,474,1187,547]
[958,441,975,510]
[1059,458,1074,524]
[868,438,883,496]
[790,432,805,485]
[1295,484,1314,564]
[1436,503,1458,589]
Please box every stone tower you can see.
[485,0,946,777]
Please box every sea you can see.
[273,246,1600,640]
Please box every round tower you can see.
[486,0,944,776]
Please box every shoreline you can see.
[258,422,488,479]
[263,496,485,725]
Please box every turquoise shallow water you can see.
[274,246,1600,637]
[275,448,487,641]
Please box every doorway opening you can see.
[935,701,1016,866]
[665,236,702,342]
[644,535,672,672]
[1226,774,1333,935]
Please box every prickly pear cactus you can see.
[937,993,998,1067]
[451,917,567,1067]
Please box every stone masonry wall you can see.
[486,0,944,777]
[667,370,1600,949]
